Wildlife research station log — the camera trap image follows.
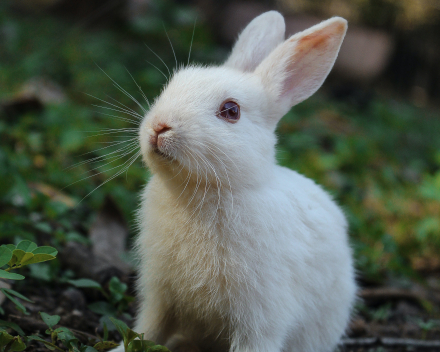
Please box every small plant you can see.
[69,276,134,328]
[0,241,58,352]
[370,303,393,322]
[2,311,168,352]
[109,318,169,352]
[0,241,58,314]
[0,241,57,351]
[29,312,104,352]
[0,243,167,352]
[0,320,26,352]
[414,318,440,340]
[357,302,393,323]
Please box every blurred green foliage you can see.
[0,0,439,286]
[277,98,440,280]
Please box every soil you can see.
[3,269,440,351]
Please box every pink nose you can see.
[150,123,171,147]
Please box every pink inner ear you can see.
[294,20,345,59]
[281,20,347,104]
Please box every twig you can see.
[341,337,440,349]
[360,288,425,303]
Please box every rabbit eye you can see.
[218,101,240,123]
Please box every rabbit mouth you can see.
[152,147,174,161]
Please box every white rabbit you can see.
[119,10,356,352]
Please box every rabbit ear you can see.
[255,17,347,119]
[224,11,285,72]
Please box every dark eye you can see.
[217,100,240,123]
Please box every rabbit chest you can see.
[136,177,291,317]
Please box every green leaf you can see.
[28,335,58,350]
[65,232,91,245]
[0,331,14,348]
[53,326,78,346]
[32,246,58,256]
[125,328,139,346]
[2,290,27,313]
[0,320,25,336]
[0,246,13,267]
[108,319,139,349]
[28,263,52,281]
[68,279,102,289]
[128,340,156,352]
[8,335,26,351]
[109,277,127,303]
[1,288,33,303]
[99,316,117,332]
[109,317,129,342]
[0,269,25,280]
[28,335,47,342]
[40,312,60,329]
[3,244,16,252]
[21,253,56,265]
[93,341,120,351]
[20,251,34,264]
[16,240,37,253]
[88,302,117,316]
[103,322,108,341]
[82,346,99,352]
[9,249,26,266]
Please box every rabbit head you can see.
[139,12,347,190]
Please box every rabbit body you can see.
[134,165,355,352]
[129,11,356,352]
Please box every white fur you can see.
[118,12,356,352]
[224,11,285,72]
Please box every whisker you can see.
[83,130,138,138]
[94,140,138,144]
[81,144,140,176]
[83,93,142,117]
[164,153,187,183]
[124,66,151,109]
[66,140,138,170]
[78,150,141,203]
[183,159,202,213]
[63,146,139,190]
[94,110,140,125]
[183,150,220,228]
[187,17,197,66]
[84,92,143,120]
[185,154,211,225]
[201,143,234,211]
[205,141,240,174]
[146,61,168,81]
[144,43,172,78]
[76,137,138,158]
[163,23,178,70]
[84,127,138,132]
[104,94,144,118]
[176,159,193,201]
[95,63,148,114]
[91,103,142,121]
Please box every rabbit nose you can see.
[150,123,171,147]
[154,123,171,135]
